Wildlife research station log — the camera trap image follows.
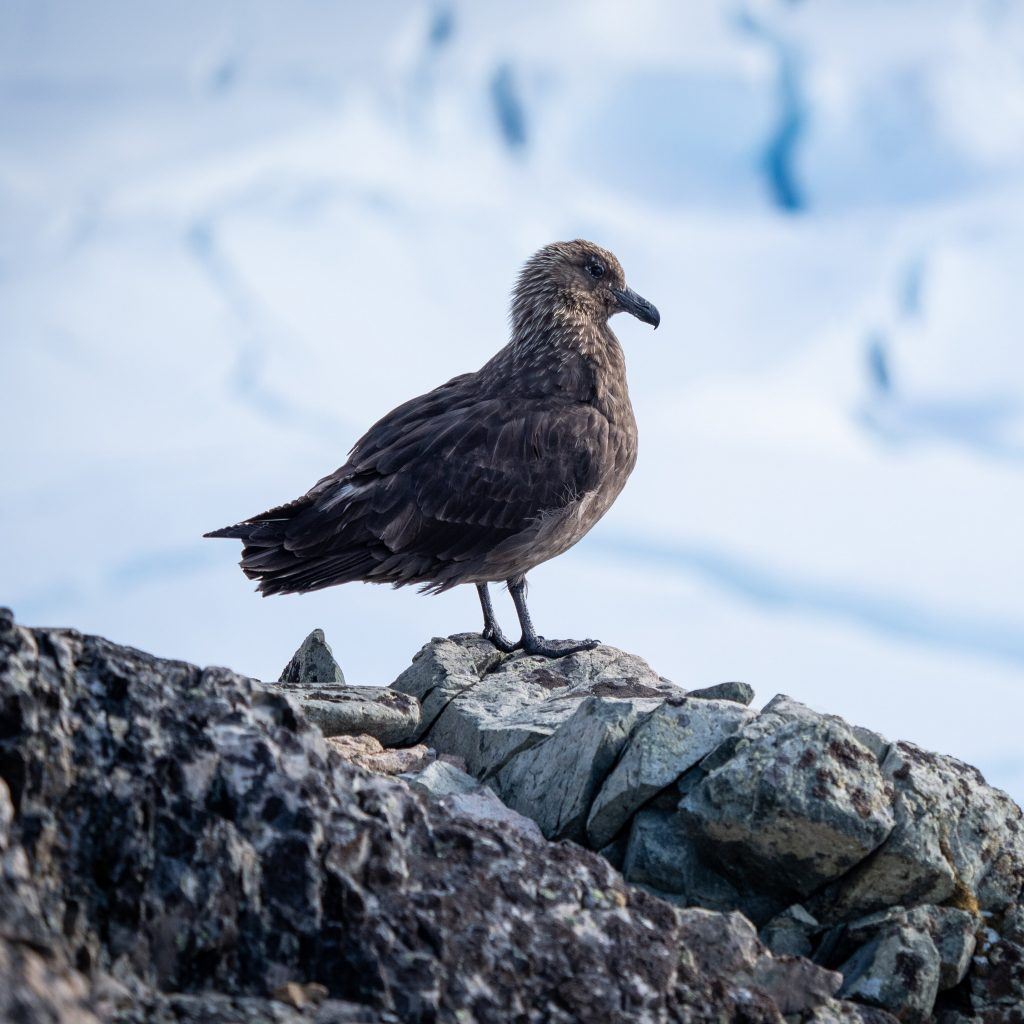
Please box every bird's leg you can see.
[477,583,518,653]
[507,575,599,658]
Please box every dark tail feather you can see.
[204,494,313,540]
[204,523,255,539]
[204,494,387,595]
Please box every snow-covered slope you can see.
[2,1,1022,797]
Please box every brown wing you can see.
[225,374,614,594]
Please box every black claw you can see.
[482,626,520,654]
[521,636,600,658]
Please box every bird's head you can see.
[511,239,660,334]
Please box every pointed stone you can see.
[278,629,345,685]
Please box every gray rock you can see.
[1002,902,1024,944]
[278,629,345,684]
[678,696,895,899]
[597,833,629,871]
[686,681,755,705]
[826,905,977,993]
[851,725,891,764]
[966,905,1024,1017]
[389,634,503,740]
[622,807,742,907]
[760,904,821,958]
[401,638,678,780]
[0,608,867,1023]
[586,695,753,849]
[273,683,420,746]
[403,760,544,841]
[622,806,784,925]
[812,740,1024,922]
[925,906,978,990]
[492,696,653,842]
[442,789,545,842]
[837,924,941,1023]
[403,758,482,799]
[675,908,842,1015]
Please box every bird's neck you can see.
[498,314,631,418]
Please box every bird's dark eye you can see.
[586,260,605,279]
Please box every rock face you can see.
[1,609,894,1023]
[395,635,1024,1023]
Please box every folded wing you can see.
[207,375,610,594]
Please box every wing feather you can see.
[215,371,615,594]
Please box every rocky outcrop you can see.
[0,610,892,1023]
[389,635,1024,1023]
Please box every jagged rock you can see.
[403,760,543,840]
[622,807,746,910]
[389,634,503,741]
[326,735,434,775]
[851,906,977,991]
[402,759,481,799]
[677,695,896,900]
[968,904,1024,1019]
[493,696,653,842]
[273,682,420,746]
[393,636,678,779]
[818,904,977,1022]
[675,908,843,1014]
[810,740,1024,922]
[837,924,941,1023]
[1,608,875,1023]
[586,695,753,849]
[687,681,755,705]
[278,629,345,684]
[760,904,821,958]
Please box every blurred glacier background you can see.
[2,0,1023,796]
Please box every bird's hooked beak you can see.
[612,286,660,329]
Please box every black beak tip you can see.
[613,286,660,330]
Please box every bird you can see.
[205,240,659,657]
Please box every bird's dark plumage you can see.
[207,240,659,655]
